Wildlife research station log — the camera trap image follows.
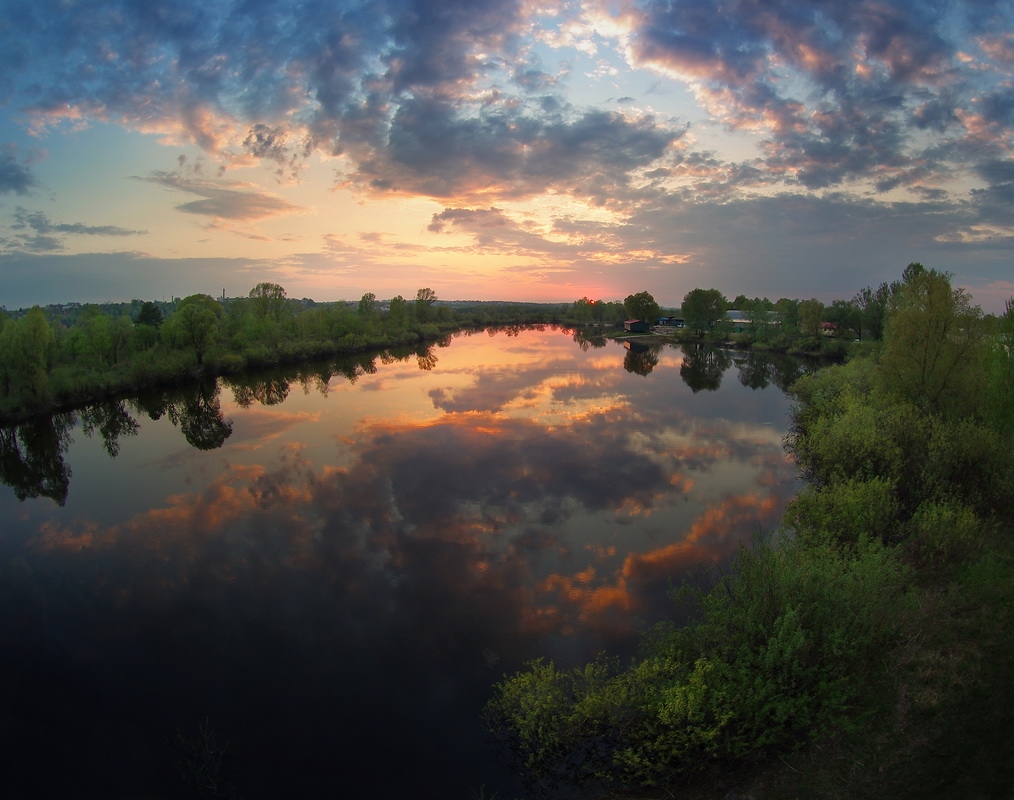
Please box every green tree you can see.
[248,282,288,321]
[415,287,437,322]
[165,294,223,365]
[387,295,409,328]
[134,300,163,328]
[358,292,377,318]
[878,267,987,418]
[0,307,54,400]
[983,298,1014,438]
[681,288,727,336]
[825,299,860,339]
[854,282,890,340]
[773,297,800,333]
[133,300,163,350]
[798,298,825,338]
[623,291,661,323]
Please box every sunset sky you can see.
[1,0,1013,312]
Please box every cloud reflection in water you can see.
[0,327,802,798]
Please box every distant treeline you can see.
[4,271,1010,421]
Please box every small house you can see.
[624,319,650,333]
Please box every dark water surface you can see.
[0,328,808,799]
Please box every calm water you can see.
[0,327,808,799]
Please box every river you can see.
[0,326,809,799]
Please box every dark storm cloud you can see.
[0,144,37,195]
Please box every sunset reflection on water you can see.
[0,327,804,799]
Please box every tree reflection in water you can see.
[679,344,732,391]
[623,340,660,376]
[0,414,74,505]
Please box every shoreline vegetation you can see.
[4,282,877,425]
[484,265,1014,799]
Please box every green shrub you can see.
[904,502,986,573]
[486,536,912,792]
[782,477,901,545]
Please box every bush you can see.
[782,477,901,545]
[904,502,986,573]
[486,536,913,792]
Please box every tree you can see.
[248,282,288,321]
[0,414,74,504]
[854,282,890,340]
[798,298,825,338]
[388,295,408,328]
[133,300,163,350]
[134,301,163,328]
[878,267,987,418]
[415,288,437,322]
[983,298,1014,438]
[825,299,861,340]
[0,307,54,399]
[165,294,222,365]
[623,291,661,323]
[681,288,727,336]
[358,292,377,318]
[773,297,800,332]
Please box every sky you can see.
[1,0,1013,313]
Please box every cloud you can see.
[11,208,147,237]
[2,208,147,253]
[3,0,1011,207]
[138,171,303,220]
[0,144,38,195]
[0,251,289,307]
[346,97,682,202]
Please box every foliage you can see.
[170,717,238,799]
[248,281,289,321]
[681,288,727,336]
[854,281,890,340]
[164,294,223,366]
[623,290,661,322]
[487,262,1014,799]
[786,357,1012,523]
[0,307,53,402]
[982,297,1014,439]
[877,266,988,418]
[358,291,377,317]
[415,287,437,321]
[798,298,824,338]
[134,300,163,328]
[486,536,912,793]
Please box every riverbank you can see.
[0,323,461,425]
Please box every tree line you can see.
[4,270,1009,421]
[484,264,1014,798]
[0,284,460,420]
